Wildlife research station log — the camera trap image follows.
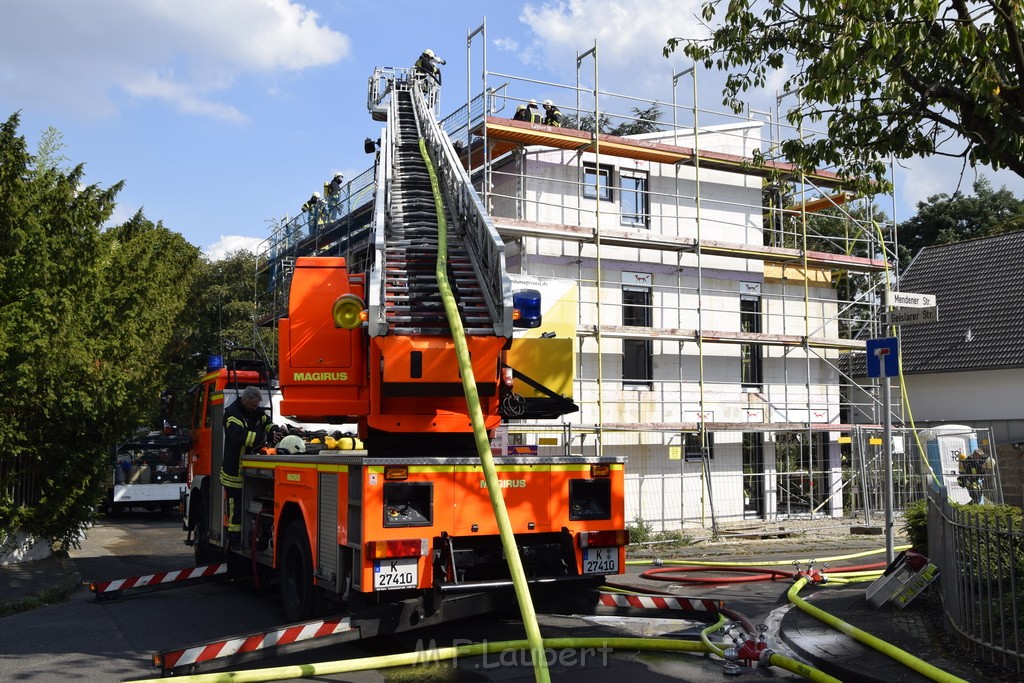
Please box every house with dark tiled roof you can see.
[895,231,1024,444]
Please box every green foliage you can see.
[563,104,665,136]
[0,112,200,548]
[902,498,929,553]
[953,503,1024,580]
[896,177,1024,267]
[627,517,694,546]
[668,1,1024,192]
[628,517,654,544]
[0,584,75,617]
[160,250,275,427]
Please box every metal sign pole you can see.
[869,336,898,565]
[883,373,894,564]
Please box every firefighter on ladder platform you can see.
[221,386,281,546]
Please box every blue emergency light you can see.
[207,355,224,372]
[513,289,542,329]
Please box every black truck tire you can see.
[280,519,315,621]
[192,493,214,565]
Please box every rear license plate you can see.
[373,558,418,590]
[583,547,619,574]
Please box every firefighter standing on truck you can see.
[221,386,281,543]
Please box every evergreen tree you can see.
[0,113,198,548]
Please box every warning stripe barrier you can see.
[598,592,723,613]
[157,617,353,671]
[90,563,228,595]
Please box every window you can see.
[583,163,614,201]
[740,297,763,388]
[622,286,652,387]
[202,385,213,429]
[620,172,649,227]
[684,432,715,461]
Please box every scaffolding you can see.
[256,22,905,533]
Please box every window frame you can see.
[619,170,649,227]
[583,162,614,201]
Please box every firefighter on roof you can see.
[414,48,446,85]
[542,99,563,127]
[221,386,281,540]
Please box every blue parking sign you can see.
[866,337,899,378]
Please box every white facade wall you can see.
[904,370,1024,423]
[494,121,846,527]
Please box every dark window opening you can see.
[741,297,763,388]
[622,287,652,387]
[684,432,715,461]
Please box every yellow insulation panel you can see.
[506,337,575,399]
[764,261,833,286]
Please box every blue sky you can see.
[2,0,1020,259]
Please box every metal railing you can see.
[929,487,1024,673]
[410,77,512,337]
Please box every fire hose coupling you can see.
[758,647,776,666]
[736,637,768,663]
[792,562,829,584]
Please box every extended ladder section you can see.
[366,69,512,339]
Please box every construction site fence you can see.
[501,424,1000,534]
[928,486,1024,674]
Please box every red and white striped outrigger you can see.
[153,616,357,675]
[596,591,724,614]
[89,563,229,601]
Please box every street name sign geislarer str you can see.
[885,291,938,326]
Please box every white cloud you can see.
[0,0,349,122]
[518,0,706,98]
[493,37,520,52]
[204,235,264,260]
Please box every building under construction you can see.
[257,30,902,535]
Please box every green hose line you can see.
[767,653,842,683]
[699,613,728,657]
[418,139,549,683]
[136,637,733,683]
[788,578,968,683]
[626,545,910,567]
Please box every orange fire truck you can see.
[179,65,627,626]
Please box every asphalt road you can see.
[1,514,812,682]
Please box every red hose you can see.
[641,566,794,583]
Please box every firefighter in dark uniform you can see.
[414,48,446,86]
[542,99,563,127]
[221,386,280,543]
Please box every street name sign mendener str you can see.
[885,291,935,308]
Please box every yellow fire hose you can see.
[132,636,734,683]
[420,139,549,682]
[787,577,967,683]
